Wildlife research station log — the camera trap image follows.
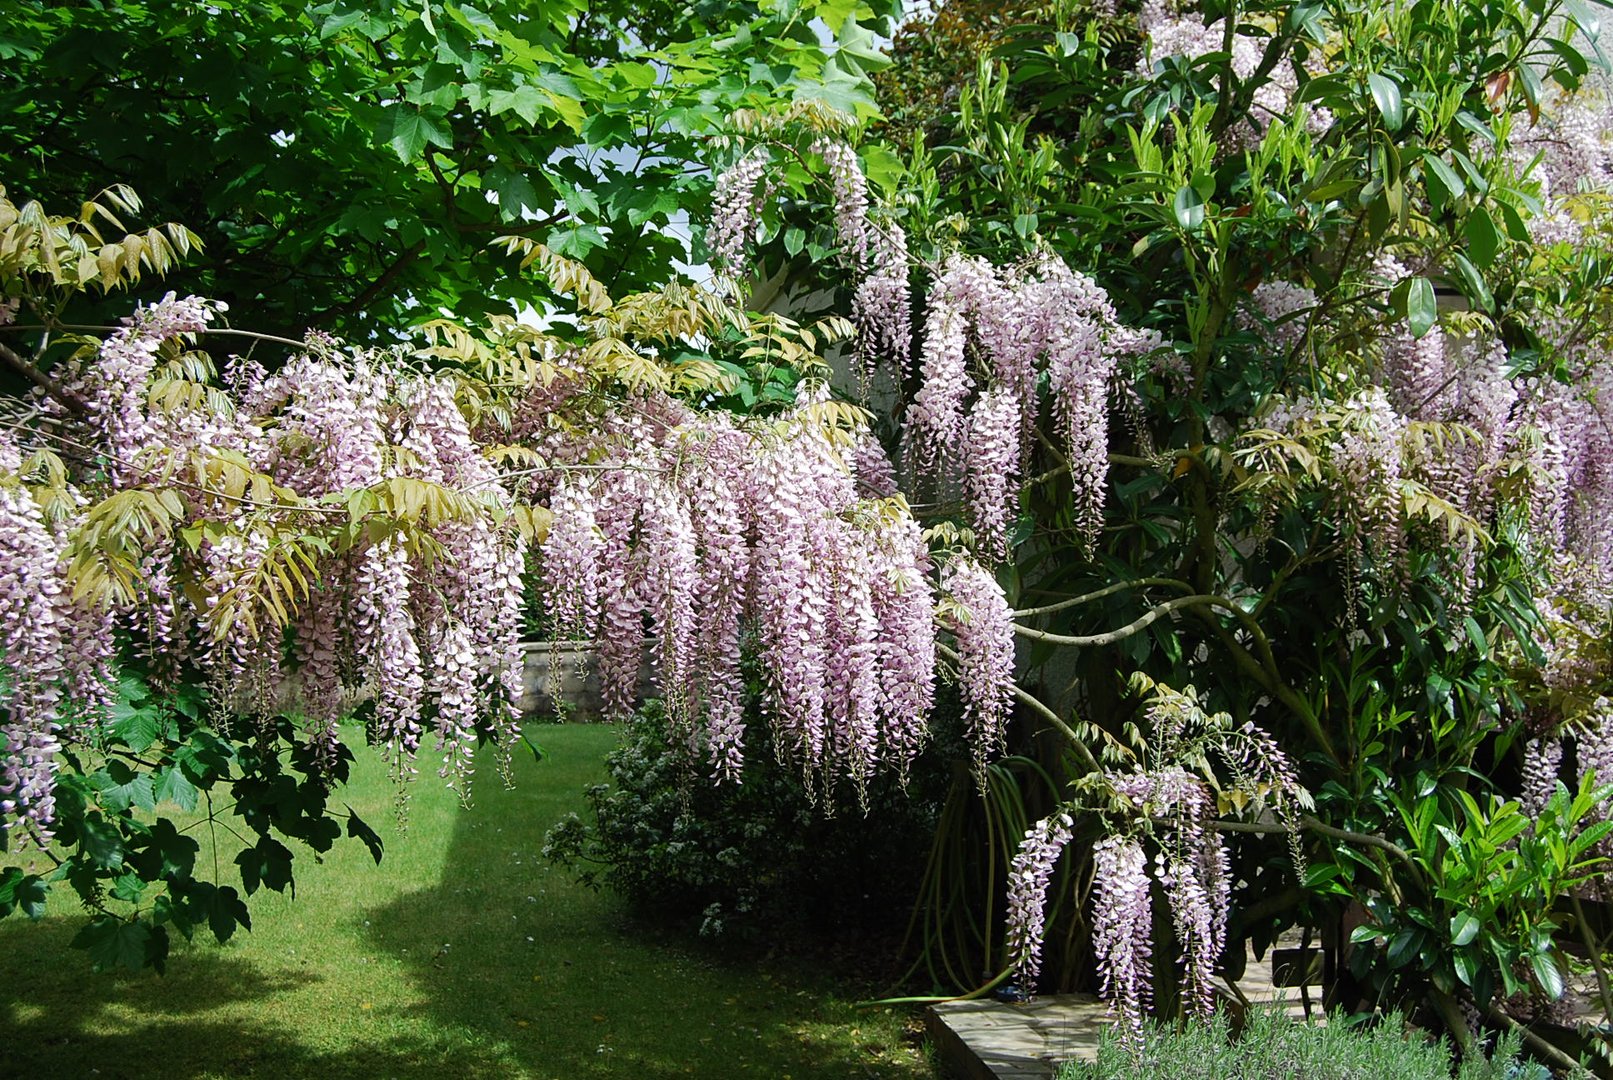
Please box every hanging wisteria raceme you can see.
[1139,0,1333,144]
[70,292,220,480]
[905,255,989,476]
[708,145,1149,563]
[1005,810,1076,990]
[678,422,754,780]
[540,478,603,651]
[1576,699,1613,883]
[0,303,540,826]
[1241,281,1316,356]
[939,554,1015,784]
[1521,734,1565,820]
[867,508,938,782]
[518,379,943,791]
[709,147,771,270]
[964,386,1024,562]
[0,433,71,843]
[890,250,1146,555]
[1043,289,1122,552]
[813,137,869,267]
[1148,767,1223,1021]
[853,222,913,385]
[1090,834,1154,1049]
[1332,387,1408,578]
[352,538,425,779]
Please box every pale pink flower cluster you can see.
[964,386,1023,560]
[1578,699,1613,792]
[939,554,1015,783]
[1574,700,1613,879]
[1091,835,1154,1048]
[1521,734,1564,819]
[0,432,118,843]
[24,310,533,807]
[709,148,770,268]
[528,392,940,791]
[1005,810,1075,988]
[813,138,869,266]
[1138,0,1332,145]
[1332,387,1408,573]
[904,254,1145,556]
[1512,88,1613,246]
[853,223,913,383]
[73,292,219,479]
[1241,281,1315,356]
[352,539,424,775]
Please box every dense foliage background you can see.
[6,0,1613,1072]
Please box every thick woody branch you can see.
[1011,593,1231,647]
[0,337,88,415]
[1013,576,1191,618]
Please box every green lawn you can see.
[0,725,934,1079]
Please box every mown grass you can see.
[0,724,933,1079]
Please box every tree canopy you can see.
[0,0,894,339]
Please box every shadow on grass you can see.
[359,729,928,1080]
[0,917,521,1080]
[0,728,928,1079]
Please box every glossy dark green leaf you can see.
[1407,275,1437,338]
[1465,206,1501,268]
[1529,951,1565,999]
[1451,251,1495,311]
[1367,72,1404,131]
[1173,184,1205,229]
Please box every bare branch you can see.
[0,337,88,415]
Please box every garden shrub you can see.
[542,694,950,946]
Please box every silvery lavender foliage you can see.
[1005,810,1076,988]
[939,554,1015,784]
[709,148,770,269]
[1091,835,1154,1049]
